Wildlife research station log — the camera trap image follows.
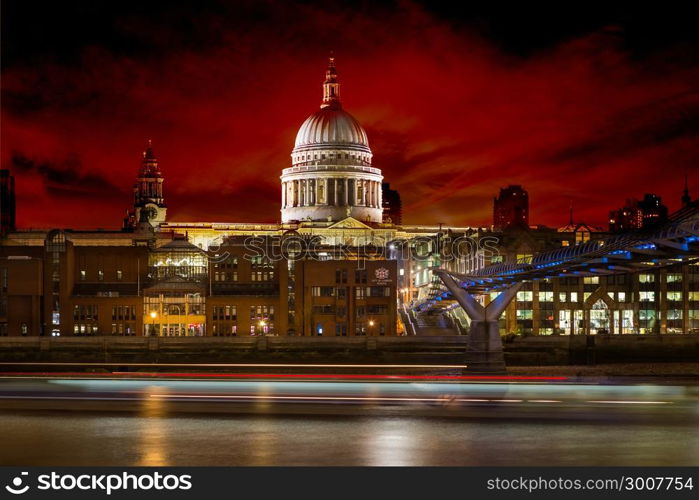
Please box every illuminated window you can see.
[559,292,566,302]
[667,291,682,301]
[639,274,655,283]
[538,292,553,302]
[516,309,533,320]
[640,291,655,301]
[583,277,598,284]
[516,291,533,302]
[617,292,626,302]
[667,309,683,320]
[516,254,533,264]
[570,292,578,302]
[666,273,682,283]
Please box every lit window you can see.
[667,291,682,301]
[516,309,533,320]
[583,277,599,284]
[80,270,86,281]
[516,254,533,264]
[639,274,655,283]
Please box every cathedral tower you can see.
[123,141,167,229]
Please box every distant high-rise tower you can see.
[381,183,402,225]
[682,174,692,207]
[638,193,668,229]
[608,199,642,233]
[493,185,529,230]
[123,141,167,230]
[0,169,16,236]
[609,193,668,233]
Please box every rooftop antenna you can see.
[569,199,574,226]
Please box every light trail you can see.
[587,400,673,405]
[0,371,568,381]
[0,362,468,369]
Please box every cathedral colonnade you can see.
[281,178,382,209]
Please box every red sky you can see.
[2,2,698,229]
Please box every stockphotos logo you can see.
[3,471,192,496]
[5,472,29,495]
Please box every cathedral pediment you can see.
[327,217,372,230]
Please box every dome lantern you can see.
[321,56,341,110]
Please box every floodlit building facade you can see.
[2,59,697,337]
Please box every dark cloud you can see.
[11,152,126,198]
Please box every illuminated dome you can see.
[281,57,383,224]
[294,107,370,151]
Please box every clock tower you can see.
[123,141,167,230]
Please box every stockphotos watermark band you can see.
[2,468,697,499]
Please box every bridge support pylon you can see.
[435,271,522,373]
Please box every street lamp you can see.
[149,311,158,336]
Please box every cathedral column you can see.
[317,179,324,205]
[282,182,286,208]
[344,178,349,206]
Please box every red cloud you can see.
[2,4,698,229]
